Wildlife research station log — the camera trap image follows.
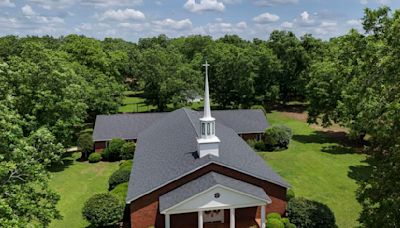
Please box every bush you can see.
[267,212,282,220]
[110,182,128,202]
[251,105,266,114]
[247,139,266,151]
[119,160,133,171]
[286,188,295,201]
[108,169,131,190]
[287,197,336,228]
[88,153,101,163]
[102,138,125,161]
[121,142,136,160]
[266,218,285,228]
[264,125,292,151]
[82,193,124,227]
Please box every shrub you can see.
[266,218,285,228]
[88,153,101,163]
[247,139,266,151]
[287,197,336,228]
[264,125,292,151]
[267,212,282,220]
[121,142,136,160]
[82,193,124,227]
[108,169,131,190]
[110,182,128,202]
[102,138,125,161]
[251,105,266,114]
[286,188,295,201]
[119,160,133,171]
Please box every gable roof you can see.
[93,109,268,142]
[126,108,289,204]
[159,172,270,213]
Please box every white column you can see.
[165,214,170,228]
[261,205,266,228]
[230,208,235,228]
[198,211,203,228]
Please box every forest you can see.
[0,6,399,227]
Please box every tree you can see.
[268,30,309,102]
[0,101,61,227]
[206,42,256,108]
[77,132,93,159]
[139,48,201,111]
[27,127,65,167]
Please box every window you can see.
[212,122,215,134]
[202,123,205,135]
[207,123,210,135]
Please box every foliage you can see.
[247,139,265,151]
[287,197,336,228]
[102,138,125,161]
[0,101,61,227]
[121,142,136,160]
[266,218,285,228]
[27,127,65,167]
[110,182,128,202]
[119,160,133,171]
[82,193,124,227]
[108,169,131,190]
[88,153,101,163]
[267,213,282,220]
[77,132,93,159]
[286,188,295,201]
[264,125,293,150]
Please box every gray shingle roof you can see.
[159,172,270,213]
[126,108,289,203]
[93,109,268,142]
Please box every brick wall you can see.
[129,163,287,228]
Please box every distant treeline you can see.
[0,6,399,227]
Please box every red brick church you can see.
[123,62,289,228]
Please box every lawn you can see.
[118,91,204,113]
[262,111,369,228]
[48,153,120,228]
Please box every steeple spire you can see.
[197,61,220,158]
[202,61,212,120]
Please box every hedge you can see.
[88,153,101,163]
[108,169,131,190]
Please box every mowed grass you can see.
[261,111,368,228]
[118,91,204,113]
[48,153,120,228]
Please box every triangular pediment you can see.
[161,184,268,214]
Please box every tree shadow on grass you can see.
[48,152,79,173]
[348,158,373,184]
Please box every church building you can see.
[125,62,289,228]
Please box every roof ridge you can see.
[182,108,199,137]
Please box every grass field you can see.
[262,111,368,228]
[118,91,204,113]
[48,153,120,228]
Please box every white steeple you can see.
[197,61,220,158]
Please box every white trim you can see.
[160,184,269,214]
[126,161,289,204]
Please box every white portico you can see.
[159,172,270,228]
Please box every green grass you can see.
[262,112,368,228]
[48,153,120,228]
[118,91,204,113]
